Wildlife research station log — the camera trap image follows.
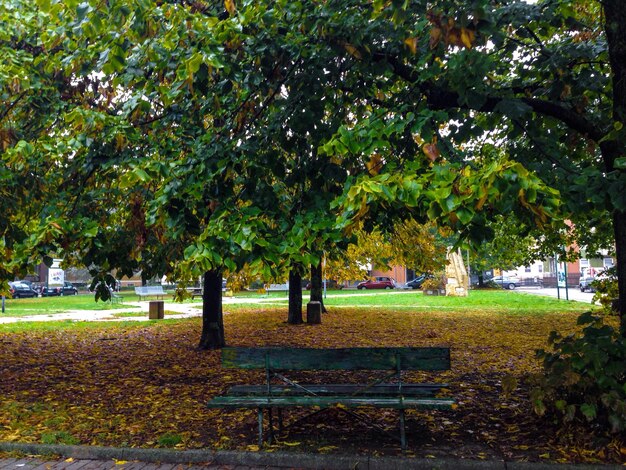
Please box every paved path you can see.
[0,457,281,469]
[517,286,595,303]
[0,300,203,324]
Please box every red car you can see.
[356,277,396,290]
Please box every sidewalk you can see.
[517,286,595,303]
[0,300,203,324]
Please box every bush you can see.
[421,274,445,291]
[532,311,626,432]
[591,266,618,315]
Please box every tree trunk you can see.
[288,267,303,325]
[310,262,328,313]
[477,274,485,288]
[603,0,626,331]
[613,211,626,335]
[198,269,225,350]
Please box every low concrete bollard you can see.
[306,301,322,324]
[149,300,164,319]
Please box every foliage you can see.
[388,220,448,275]
[470,215,549,276]
[325,225,390,282]
[421,274,446,292]
[326,220,447,283]
[534,311,626,433]
[591,266,619,315]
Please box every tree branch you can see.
[377,52,607,143]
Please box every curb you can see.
[0,443,622,470]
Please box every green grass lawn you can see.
[320,290,592,314]
[0,289,593,326]
[0,293,140,316]
[225,289,593,315]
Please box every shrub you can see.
[421,274,445,291]
[532,311,626,432]
[591,266,618,315]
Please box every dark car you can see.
[41,286,62,296]
[61,281,78,295]
[8,281,38,299]
[406,274,432,289]
[356,277,396,290]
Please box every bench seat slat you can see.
[227,383,448,397]
[207,396,455,410]
[222,347,450,371]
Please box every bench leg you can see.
[278,408,284,434]
[268,408,275,443]
[258,408,264,448]
[399,409,406,451]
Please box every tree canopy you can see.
[1,0,625,339]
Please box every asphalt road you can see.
[516,286,595,303]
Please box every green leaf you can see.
[614,157,626,170]
[134,168,150,182]
[580,403,597,421]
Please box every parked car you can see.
[578,275,595,292]
[356,277,396,290]
[489,276,520,290]
[61,281,79,295]
[41,285,62,296]
[8,281,38,298]
[406,274,432,289]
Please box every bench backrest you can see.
[221,347,450,371]
[135,286,165,295]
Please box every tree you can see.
[389,219,449,276]
[320,0,624,328]
[4,0,625,337]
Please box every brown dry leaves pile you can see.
[0,308,624,464]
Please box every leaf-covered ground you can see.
[0,306,624,464]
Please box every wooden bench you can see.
[186,287,203,299]
[134,285,165,300]
[206,347,454,449]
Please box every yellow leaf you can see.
[224,0,236,15]
[318,446,338,453]
[404,37,418,54]
[501,375,518,397]
[64,458,74,463]
[460,28,474,49]
[115,133,126,151]
[282,441,301,446]
[114,460,128,465]
[422,139,440,162]
[366,154,383,175]
[246,445,259,451]
[429,27,442,49]
[343,43,362,60]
